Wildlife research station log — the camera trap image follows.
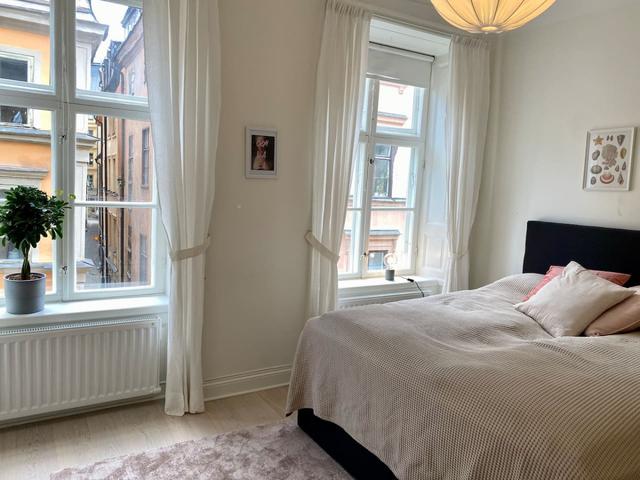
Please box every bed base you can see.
[298,409,397,479]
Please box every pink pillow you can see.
[585,287,640,336]
[524,265,631,301]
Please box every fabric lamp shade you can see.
[430,0,556,33]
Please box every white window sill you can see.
[0,295,169,329]
[338,275,442,308]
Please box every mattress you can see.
[286,274,640,480]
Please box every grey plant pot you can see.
[4,273,46,314]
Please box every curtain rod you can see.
[369,41,436,61]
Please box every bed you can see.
[286,221,640,480]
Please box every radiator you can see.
[338,281,442,309]
[0,316,161,423]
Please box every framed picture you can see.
[245,127,277,179]
[583,127,635,191]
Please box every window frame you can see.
[0,0,165,303]
[127,133,134,199]
[341,75,430,280]
[0,51,35,125]
[141,127,149,188]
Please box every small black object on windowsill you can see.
[385,269,395,281]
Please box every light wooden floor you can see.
[0,386,290,480]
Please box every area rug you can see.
[50,423,351,479]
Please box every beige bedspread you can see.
[286,274,640,480]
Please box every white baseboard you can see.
[0,389,165,429]
[202,364,292,402]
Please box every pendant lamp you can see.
[431,0,556,33]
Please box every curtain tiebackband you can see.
[170,236,211,262]
[450,250,469,260]
[305,231,340,263]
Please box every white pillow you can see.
[515,261,635,337]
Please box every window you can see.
[128,134,134,199]
[128,69,135,96]
[126,224,132,279]
[339,45,431,279]
[0,104,28,125]
[376,82,424,136]
[139,233,148,284]
[0,108,54,294]
[0,54,32,125]
[0,56,29,82]
[141,128,150,187]
[0,1,162,301]
[367,250,388,271]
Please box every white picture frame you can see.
[245,127,277,179]
[583,127,635,191]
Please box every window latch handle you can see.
[368,157,374,165]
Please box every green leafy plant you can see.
[0,186,73,280]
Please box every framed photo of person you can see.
[246,127,277,179]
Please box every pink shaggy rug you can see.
[50,423,351,479]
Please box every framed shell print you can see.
[583,127,635,191]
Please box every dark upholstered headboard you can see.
[523,221,640,287]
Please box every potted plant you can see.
[0,186,71,314]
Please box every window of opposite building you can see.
[0,53,33,125]
[139,233,148,284]
[141,128,150,188]
[128,134,134,200]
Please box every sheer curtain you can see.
[143,0,221,415]
[443,36,491,293]
[306,0,370,317]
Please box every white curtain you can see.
[306,0,370,317]
[443,36,491,293]
[143,0,221,415]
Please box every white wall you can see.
[202,0,447,399]
[471,3,640,288]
